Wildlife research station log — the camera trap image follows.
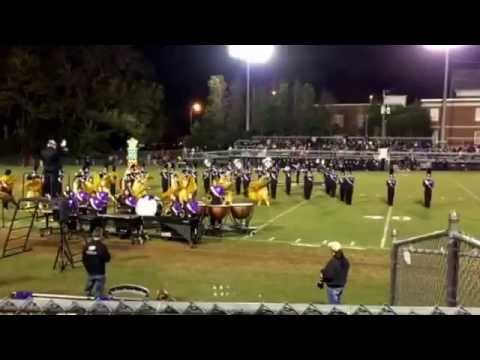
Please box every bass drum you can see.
[135,196,161,216]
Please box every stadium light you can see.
[189,102,203,134]
[423,45,466,147]
[228,45,276,132]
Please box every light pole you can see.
[365,94,373,138]
[423,45,465,148]
[228,45,276,133]
[189,102,202,134]
[381,90,391,138]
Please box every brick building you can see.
[325,103,370,135]
[420,95,480,146]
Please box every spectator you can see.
[82,229,111,298]
[318,242,350,305]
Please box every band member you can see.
[209,185,225,229]
[284,164,292,196]
[304,169,314,200]
[329,169,338,198]
[211,165,220,182]
[269,168,278,200]
[202,167,210,195]
[242,168,251,197]
[345,170,355,206]
[295,162,301,184]
[339,169,346,202]
[39,139,68,198]
[0,169,15,209]
[324,167,330,195]
[160,165,169,193]
[386,168,397,206]
[423,169,434,209]
[109,165,118,197]
[235,168,242,195]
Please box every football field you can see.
[1,166,479,305]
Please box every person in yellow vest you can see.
[0,169,16,209]
[25,172,43,198]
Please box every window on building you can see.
[475,108,480,122]
[430,108,440,122]
[475,131,480,145]
[356,114,365,129]
[333,114,344,128]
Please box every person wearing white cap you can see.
[318,241,350,305]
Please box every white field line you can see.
[228,237,367,250]
[380,206,393,249]
[247,193,321,237]
[453,181,480,203]
[268,237,275,242]
[295,238,302,244]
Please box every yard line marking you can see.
[227,237,369,250]
[295,238,302,244]
[364,215,384,220]
[292,243,321,248]
[380,206,393,249]
[252,193,321,235]
[453,181,480,203]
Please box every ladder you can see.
[1,197,50,258]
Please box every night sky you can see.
[143,45,480,138]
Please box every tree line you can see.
[0,46,432,158]
[189,76,432,149]
[0,46,168,159]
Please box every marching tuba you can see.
[248,175,270,207]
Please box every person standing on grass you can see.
[423,169,434,208]
[82,229,111,298]
[386,168,397,206]
[318,242,350,305]
[344,169,355,205]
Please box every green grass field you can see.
[1,165,480,305]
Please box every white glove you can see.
[60,139,67,148]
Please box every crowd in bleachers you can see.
[233,137,480,153]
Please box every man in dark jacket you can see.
[318,242,350,305]
[82,230,111,298]
[39,139,68,198]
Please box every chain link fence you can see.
[391,212,480,307]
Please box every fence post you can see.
[389,228,398,306]
[446,210,460,307]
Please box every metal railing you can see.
[1,298,479,315]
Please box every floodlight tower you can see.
[423,45,465,147]
[228,45,276,132]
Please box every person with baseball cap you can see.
[82,228,111,298]
[318,242,350,305]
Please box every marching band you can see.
[2,149,440,238]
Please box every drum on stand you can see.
[230,203,256,234]
[207,204,230,223]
